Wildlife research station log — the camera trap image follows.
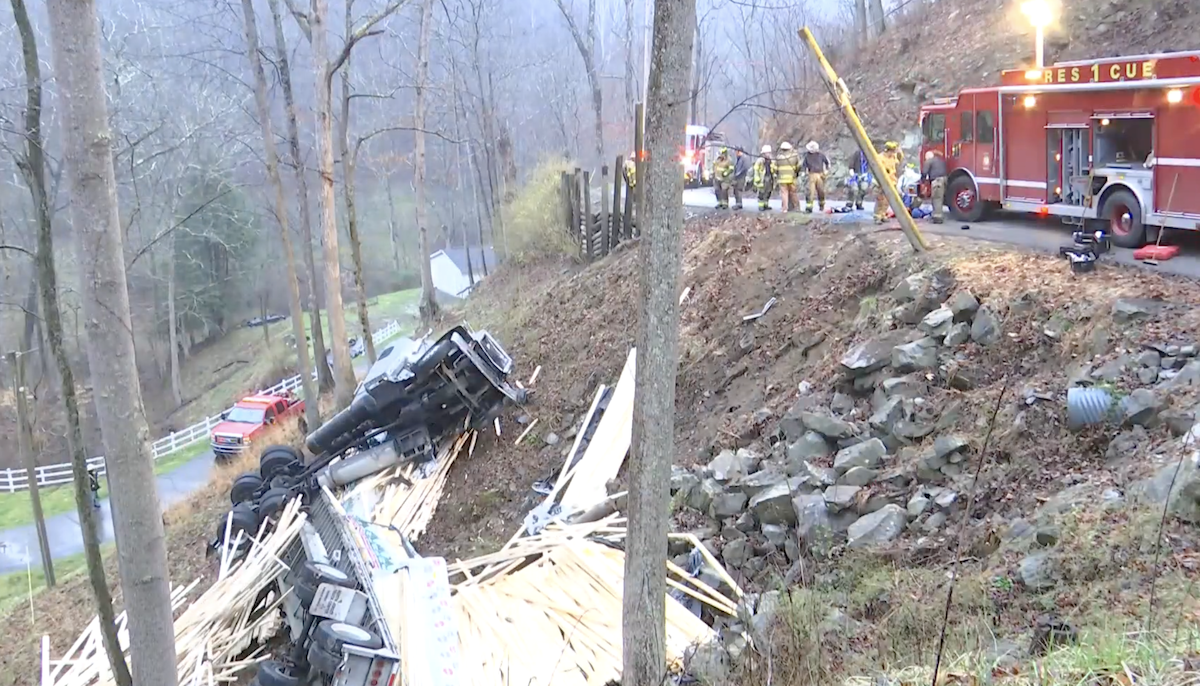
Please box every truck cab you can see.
[211,392,305,458]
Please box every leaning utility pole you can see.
[799,27,929,252]
[8,350,54,586]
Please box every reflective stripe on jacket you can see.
[774,151,800,184]
[713,156,734,181]
[752,158,773,188]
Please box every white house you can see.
[429,246,497,298]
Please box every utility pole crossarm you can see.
[798,27,930,253]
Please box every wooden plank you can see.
[582,170,594,261]
[559,172,572,239]
[559,349,636,513]
[599,165,611,256]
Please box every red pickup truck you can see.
[210,392,305,459]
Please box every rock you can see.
[793,493,832,542]
[734,469,788,499]
[933,434,969,461]
[1159,360,1200,391]
[1160,408,1198,436]
[830,392,855,415]
[750,482,799,525]
[1135,350,1162,368]
[892,273,929,302]
[801,412,856,440]
[705,450,740,482]
[839,466,878,486]
[1019,551,1059,590]
[1091,355,1128,382]
[1105,426,1148,462]
[852,371,886,394]
[1134,454,1200,523]
[847,504,907,548]
[1029,615,1078,656]
[893,419,936,441]
[823,485,861,510]
[1183,344,1198,357]
[949,290,980,321]
[892,337,939,372]
[687,478,724,513]
[750,590,784,637]
[881,375,925,398]
[869,396,906,436]
[970,307,1002,345]
[670,466,698,493]
[761,524,789,547]
[711,491,749,518]
[943,322,972,347]
[833,437,887,473]
[1112,298,1163,323]
[722,539,752,568]
[720,523,746,540]
[923,511,948,532]
[932,489,959,509]
[801,461,839,486]
[919,307,954,336]
[907,494,931,518]
[1120,388,1162,427]
[1164,356,1186,370]
[1137,367,1160,385]
[840,337,898,376]
[544,432,561,446]
[735,511,757,533]
[1042,315,1071,340]
[1035,524,1060,547]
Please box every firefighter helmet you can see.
[760,144,772,154]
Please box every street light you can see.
[1020,0,1053,68]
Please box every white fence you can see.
[0,319,403,494]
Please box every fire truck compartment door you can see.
[1001,94,1048,202]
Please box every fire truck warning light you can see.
[1023,95,1037,108]
[1167,88,1184,104]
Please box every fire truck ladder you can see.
[1065,169,1097,233]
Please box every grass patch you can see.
[0,442,210,530]
[501,158,578,265]
[0,547,110,619]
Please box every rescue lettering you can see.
[1041,60,1155,84]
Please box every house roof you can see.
[435,246,498,277]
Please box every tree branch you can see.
[125,189,233,269]
[282,0,312,41]
[0,244,35,258]
[328,0,412,78]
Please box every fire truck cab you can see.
[918,50,1200,247]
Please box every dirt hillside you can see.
[432,213,1200,682]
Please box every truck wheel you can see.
[254,660,302,686]
[256,487,292,519]
[295,562,355,606]
[946,176,984,223]
[313,620,384,653]
[230,473,264,505]
[216,503,260,545]
[260,449,301,481]
[306,643,342,676]
[1102,188,1146,248]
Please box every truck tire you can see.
[260,447,301,481]
[216,502,260,545]
[230,473,263,505]
[295,562,355,606]
[313,620,384,653]
[1102,188,1146,248]
[256,487,292,519]
[306,643,342,676]
[947,175,985,223]
[254,659,302,686]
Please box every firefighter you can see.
[732,148,750,210]
[921,150,948,224]
[847,147,872,210]
[752,145,775,211]
[774,141,801,212]
[623,153,637,190]
[712,147,735,210]
[802,141,830,213]
[885,141,904,169]
[87,465,102,509]
[874,142,901,224]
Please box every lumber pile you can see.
[42,498,307,686]
[445,517,739,685]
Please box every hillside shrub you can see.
[500,158,577,265]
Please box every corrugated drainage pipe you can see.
[1067,386,1115,430]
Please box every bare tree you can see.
[267,0,334,391]
[868,0,886,36]
[9,0,130,682]
[240,0,320,433]
[622,0,694,683]
[854,0,869,46]
[553,0,606,164]
[415,0,439,322]
[44,0,178,682]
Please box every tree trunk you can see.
[12,0,128,680]
[689,25,701,124]
[45,0,177,683]
[623,0,636,120]
[166,235,183,408]
[622,0,693,682]
[450,69,476,288]
[385,179,401,273]
[855,0,869,47]
[472,56,506,254]
[337,54,376,364]
[308,0,357,408]
[468,144,491,275]
[868,0,886,36]
[240,0,320,432]
[270,0,333,393]
[415,0,439,322]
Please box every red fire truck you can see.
[918,50,1200,247]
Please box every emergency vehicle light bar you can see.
[1048,50,1200,68]
[1000,75,1200,95]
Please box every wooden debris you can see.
[527,365,542,386]
[559,348,636,514]
[513,418,538,446]
[44,498,306,686]
[364,433,471,542]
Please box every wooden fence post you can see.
[599,165,611,256]
[559,171,571,238]
[572,168,582,249]
[582,170,594,261]
[611,155,623,249]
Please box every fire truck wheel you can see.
[306,643,342,676]
[230,473,264,505]
[947,176,984,223]
[1102,189,1146,248]
[253,659,302,686]
[313,620,384,653]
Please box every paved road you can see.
[0,356,381,574]
[682,187,1200,280]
